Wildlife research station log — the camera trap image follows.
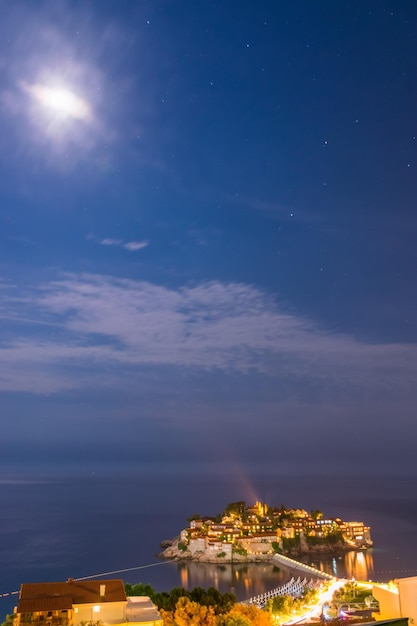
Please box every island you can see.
[160,501,373,563]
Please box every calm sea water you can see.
[1,473,416,618]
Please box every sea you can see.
[1,472,417,619]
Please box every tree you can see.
[217,613,252,626]
[159,609,175,626]
[202,588,235,614]
[148,585,236,613]
[189,587,207,604]
[270,595,294,614]
[271,541,281,553]
[167,587,191,610]
[223,604,273,626]
[125,582,156,599]
[172,597,217,626]
[1,615,16,626]
[223,502,246,517]
[149,586,190,611]
[281,535,300,552]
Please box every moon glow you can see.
[27,83,91,121]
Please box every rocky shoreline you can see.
[158,535,353,564]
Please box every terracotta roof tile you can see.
[18,596,73,613]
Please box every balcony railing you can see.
[20,617,71,626]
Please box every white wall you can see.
[73,601,126,626]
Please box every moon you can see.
[25,83,91,121]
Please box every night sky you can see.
[1,1,416,478]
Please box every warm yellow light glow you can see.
[26,83,90,121]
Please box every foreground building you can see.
[15,579,162,626]
[373,576,417,624]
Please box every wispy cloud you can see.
[0,273,416,396]
[100,238,149,251]
[100,239,122,246]
[122,241,149,251]
[228,193,320,224]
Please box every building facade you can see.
[15,580,162,626]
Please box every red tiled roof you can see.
[17,580,126,613]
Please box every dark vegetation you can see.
[125,582,236,614]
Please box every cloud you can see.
[123,241,149,251]
[0,273,417,396]
[100,239,149,251]
[229,194,319,224]
[101,239,123,246]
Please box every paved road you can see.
[281,579,347,625]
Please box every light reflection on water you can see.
[300,549,374,580]
[171,550,375,601]
[174,561,291,601]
